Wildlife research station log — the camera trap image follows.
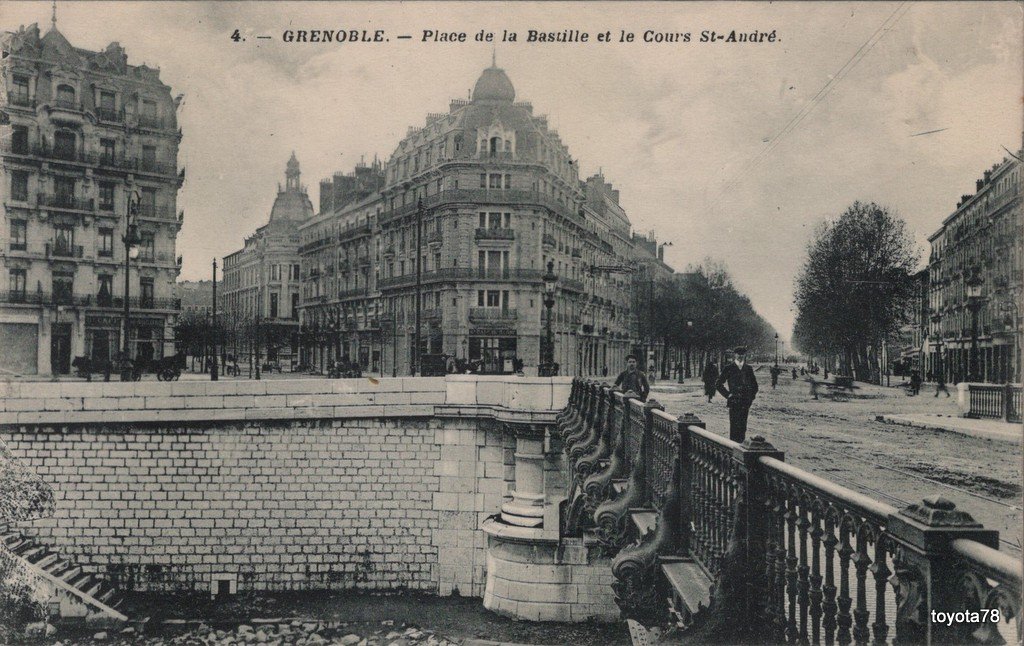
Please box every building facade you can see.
[295,64,654,377]
[222,154,309,370]
[0,22,182,376]
[926,150,1022,384]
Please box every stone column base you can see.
[481,518,618,623]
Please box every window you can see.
[53,224,74,256]
[504,174,512,189]
[11,126,28,154]
[54,131,76,160]
[9,219,26,251]
[271,264,280,281]
[97,275,113,306]
[139,232,155,261]
[8,269,26,301]
[142,144,157,170]
[98,228,114,258]
[54,176,75,205]
[142,99,157,117]
[11,75,30,105]
[56,84,76,108]
[10,171,28,202]
[292,264,300,280]
[140,278,154,308]
[270,293,279,318]
[100,138,116,165]
[140,188,157,217]
[291,293,299,320]
[53,272,74,305]
[487,290,501,307]
[488,212,502,229]
[480,173,487,189]
[489,174,502,189]
[99,90,115,110]
[99,182,115,211]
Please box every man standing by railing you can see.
[716,346,759,442]
[614,355,650,401]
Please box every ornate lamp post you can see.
[966,271,984,382]
[540,260,558,376]
[774,332,779,366]
[210,259,219,381]
[120,191,141,381]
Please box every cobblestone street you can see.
[648,370,1022,550]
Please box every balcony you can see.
[338,224,372,243]
[377,267,545,290]
[338,260,350,273]
[137,203,171,219]
[475,228,515,241]
[38,193,95,212]
[6,92,35,109]
[469,307,518,322]
[138,158,176,175]
[561,278,586,293]
[379,189,587,228]
[571,248,582,258]
[137,113,167,130]
[427,230,443,244]
[45,242,84,259]
[95,106,124,123]
[421,307,443,320]
[542,233,556,249]
[338,287,369,300]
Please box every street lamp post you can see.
[774,332,779,366]
[540,260,558,376]
[966,271,984,382]
[210,259,219,381]
[412,198,424,376]
[120,191,141,381]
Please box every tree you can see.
[649,259,777,375]
[793,201,920,381]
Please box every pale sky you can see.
[5,1,1021,343]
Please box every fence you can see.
[558,378,1021,644]
[966,383,1022,423]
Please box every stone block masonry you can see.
[0,376,570,597]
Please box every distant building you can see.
[926,150,1022,383]
[174,279,211,314]
[0,22,183,376]
[631,232,674,376]
[222,154,309,369]
[297,63,648,376]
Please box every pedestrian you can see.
[791,367,798,380]
[808,376,819,400]
[614,355,650,401]
[716,346,759,443]
[648,362,657,385]
[824,367,829,380]
[770,365,779,389]
[909,370,922,396]
[702,359,719,402]
[935,370,951,398]
[602,365,609,378]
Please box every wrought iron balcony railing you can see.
[38,193,95,212]
[542,233,556,248]
[45,242,84,259]
[137,203,171,219]
[6,92,35,108]
[475,228,515,241]
[95,106,125,123]
[468,307,518,321]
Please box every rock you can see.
[339,635,362,646]
[308,634,325,644]
[238,625,254,634]
[121,626,136,635]
[381,620,394,627]
[25,622,47,637]
[385,632,401,640]
[93,632,109,641]
[44,625,57,638]
[255,629,269,642]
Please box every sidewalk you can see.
[876,413,1021,443]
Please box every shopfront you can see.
[469,327,518,374]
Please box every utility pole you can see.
[413,198,423,376]
[210,259,219,380]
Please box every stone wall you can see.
[0,376,570,598]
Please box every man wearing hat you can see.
[715,346,759,443]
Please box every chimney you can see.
[961,194,972,206]
[657,246,664,261]
[984,170,992,184]
[976,179,984,191]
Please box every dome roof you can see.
[269,190,314,222]
[472,65,515,103]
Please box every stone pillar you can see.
[500,424,545,527]
[886,496,999,644]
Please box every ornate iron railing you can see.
[555,377,1022,644]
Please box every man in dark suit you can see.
[715,346,759,443]
[614,355,650,401]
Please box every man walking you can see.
[716,346,759,443]
[702,359,719,402]
[614,355,650,401]
[934,369,951,398]
[770,365,780,389]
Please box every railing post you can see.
[731,435,784,628]
[675,413,704,557]
[1004,383,1013,422]
[886,496,999,644]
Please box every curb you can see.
[875,415,1020,443]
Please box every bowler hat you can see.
[733,346,748,355]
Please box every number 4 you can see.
[231,29,242,42]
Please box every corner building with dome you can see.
[294,63,671,376]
